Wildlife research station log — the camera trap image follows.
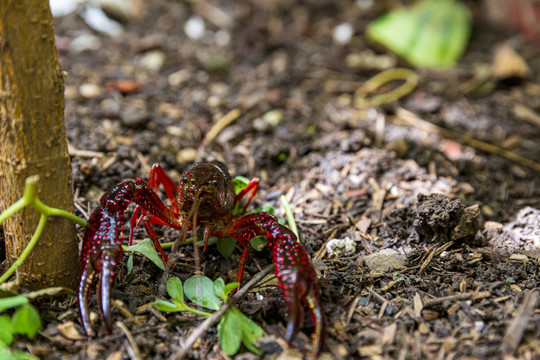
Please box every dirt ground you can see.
[5,0,540,359]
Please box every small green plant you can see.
[0,296,40,359]
[153,276,265,355]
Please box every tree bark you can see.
[0,1,79,289]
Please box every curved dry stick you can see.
[170,264,274,360]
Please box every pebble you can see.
[120,98,149,128]
[333,22,354,44]
[82,4,123,36]
[326,237,356,257]
[363,249,407,272]
[138,50,165,72]
[176,148,198,163]
[184,15,205,40]
[68,33,101,53]
[79,83,102,98]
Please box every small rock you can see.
[120,98,149,128]
[58,321,83,340]
[492,43,530,82]
[68,33,101,53]
[50,0,85,17]
[363,249,407,272]
[326,237,356,257]
[99,0,145,23]
[184,15,205,40]
[138,50,165,72]
[79,83,102,98]
[99,98,121,118]
[176,148,198,163]
[215,29,230,46]
[82,4,123,36]
[333,22,354,44]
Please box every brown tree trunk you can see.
[0,1,79,289]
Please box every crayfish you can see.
[78,161,326,355]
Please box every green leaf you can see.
[217,309,242,355]
[237,308,265,355]
[127,253,134,272]
[124,238,166,270]
[217,238,236,257]
[0,315,14,345]
[11,304,40,339]
[222,282,240,300]
[166,277,184,304]
[250,236,268,251]
[152,300,183,313]
[184,275,222,310]
[0,296,28,312]
[213,278,225,298]
[231,176,250,195]
[366,0,471,68]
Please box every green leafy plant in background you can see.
[366,0,471,68]
[153,276,265,355]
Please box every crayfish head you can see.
[178,161,235,219]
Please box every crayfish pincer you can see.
[78,161,326,355]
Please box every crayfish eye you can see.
[211,179,218,186]
[182,176,189,184]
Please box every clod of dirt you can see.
[362,249,407,272]
[414,193,480,243]
[326,237,356,257]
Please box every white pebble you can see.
[333,22,354,44]
[184,16,205,40]
[326,237,356,257]
[79,83,102,98]
[68,34,101,53]
[83,4,123,36]
[214,30,230,46]
[139,51,165,72]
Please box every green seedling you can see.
[0,176,87,285]
[152,276,265,356]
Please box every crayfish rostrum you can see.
[78,161,326,355]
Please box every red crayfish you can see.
[78,161,326,355]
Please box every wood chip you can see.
[502,290,539,354]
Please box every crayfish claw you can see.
[304,287,326,357]
[279,269,326,357]
[79,206,123,336]
[96,246,121,334]
[78,264,97,336]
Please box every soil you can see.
[3,0,540,359]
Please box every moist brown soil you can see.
[4,0,540,359]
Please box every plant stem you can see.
[0,214,48,284]
[0,175,88,284]
[280,195,299,239]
